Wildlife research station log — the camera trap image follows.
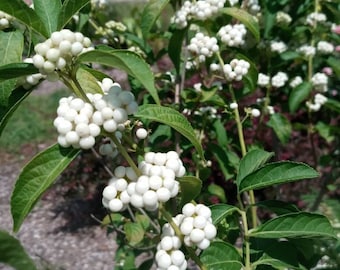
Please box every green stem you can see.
[240,210,251,270]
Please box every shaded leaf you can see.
[267,113,292,144]
[0,63,39,82]
[289,82,312,112]
[0,230,37,270]
[135,104,204,159]
[249,212,336,239]
[208,184,227,203]
[178,176,202,206]
[11,144,80,232]
[255,200,300,216]
[57,0,90,29]
[315,121,334,143]
[239,161,319,193]
[168,28,187,74]
[33,0,61,35]
[124,222,144,246]
[210,204,239,225]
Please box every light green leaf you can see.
[200,241,243,270]
[77,48,160,104]
[222,7,260,42]
[236,149,274,187]
[0,230,37,270]
[239,161,319,193]
[135,104,204,159]
[0,0,48,37]
[11,144,80,232]
[0,63,39,82]
[57,0,90,29]
[76,66,104,94]
[289,82,312,112]
[135,214,150,230]
[210,204,239,225]
[0,31,24,65]
[33,0,61,35]
[208,184,227,203]
[249,212,336,239]
[178,176,202,206]
[140,0,169,39]
[315,121,334,143]
[267,113,292,144]
[327,56,340,77]
[124,222,144,246]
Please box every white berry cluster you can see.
[245,0,261,15]
[311,72,328,92]
[223,59,250,81]
[179,203,217,250]
[90,0,108,9]
[297,45,316,57]
[276,11,292,25]
[171,0,226,28]
[270,41,287,53]
[271,71,288,88]
[187,32,219,61]
[217,24,247,47]
[306,12,327,27]
[156,218,187,270]
[306,93,328,112]
[102,166,138,212]
[289,76,303,88]
[20,58,46,89]
[317,41,334,54]
[0,10,13,30]
[32,29,93,77]
[257,73,270,87]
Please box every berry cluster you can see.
[289,76,303,88]
[0,10,13,30]
[223,59,250,81]
[317,41,334,54]
[311,72,328,92]
[297,45,316,57]
[32,29,93,77]
[245,0,261,15]
[276,11,292,25]
[306,93,328,112]
[20,58,46,89]
[270,41,287,53]
[187,32,219,61]
[257,73,270,87]
[306,12,327,27]
[217,24,247,47]
[271,71,288,88]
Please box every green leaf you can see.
[289,82,312,112]
[135,214,150,230]
[0,31,24,65]
[77,48,160,104]
[140,0,169,39]
[239,161,319,193]
[200,241,243,270]
[255,200,300,216]
[249,212,336,239]
[11,144,80,232]
[210,204,239,225]
[168,28,187,74]
[315,121,335,143]
[178,176,202,206]
[208,184,227,203]
[236,149,274,187]
[135,104,204,159]
[76,67,104,94]
[0,63,39,82]
[280,51,300,61]
[222,7,260,42]
[57,0,90,29]
[324,98,340,113]
[0,230,37,270]
[267,113,292,144]
[124,222,144,246]
[0,0,48,37]
[327,56,340,77]
[33,0,61,35]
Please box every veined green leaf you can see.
[200,241,243,270]
[210,204,239,225]
[168,28,187,74]
[239,161,319,193]
[0,0,48,37]
[76,67,104,94]
[236,149,274,187]
[267,113,292,144]
[221,7,260,42]
[255,200,300,216]
[77,48,160,104]
[0,31,24,65]
[140,0,169,39]
[33,0,61,35]
[178,176,202,206]
[57,0,90,29]
[11,144,80,232]
[289,82,312,113]
[135,104,204,159]
[249,212,336,239]
[0,63,39,82]
[124,222,144,246]
[0,230,37,270]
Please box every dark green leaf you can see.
[289,82,312,112]
[327,56,340,77]
[280,51,300,61]
[77,48,160,104]
[249,212,336,239]
[324,98,340,113]
[124,222,144,246]
[212,118,228,147]
[33,0,61,35]
[315,121,335,143]
[178,176,202,206]
[255,200,300,216]
[0,230,37,270]
[210,204,239,225]
[135,104,204,159]
[57,0,90,29]
[0,63,39,82]
[11,144,80,232]
[239,161,319,193]
[168,28,187,74]
[200,241,243,270]
[140,0,169,39]
[208,184,227,203]
[267,113,292,144]
[0,0,48,37]
[236,149,274,187]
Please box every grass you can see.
[0,89,68,154]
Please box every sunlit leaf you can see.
[210,204,239,225]
[33,0,61,35]
[124,222,144,246]
[57,0,90,29]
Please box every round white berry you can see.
[136,128,148,139]
[197,238,210,250]
[79,136,95,149]
[180,220,194,235]
[156,187,171,202]
[114,166,126,178]
[103,185,117,200]
[204,223,217,240]
[109,198,123,212]
[65,131,79,145]
[182,203,196,217]
[160,236,173,251]
[157,253,172,268]
[171,250,185,266]
[130,193,144,208]
[115,178,128,191]
[135,176,150,194]
[142,190,158,208]
[193,216,207,229]
[103,119,117,132]
[149,175,163,190]
[190,228,205,243]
